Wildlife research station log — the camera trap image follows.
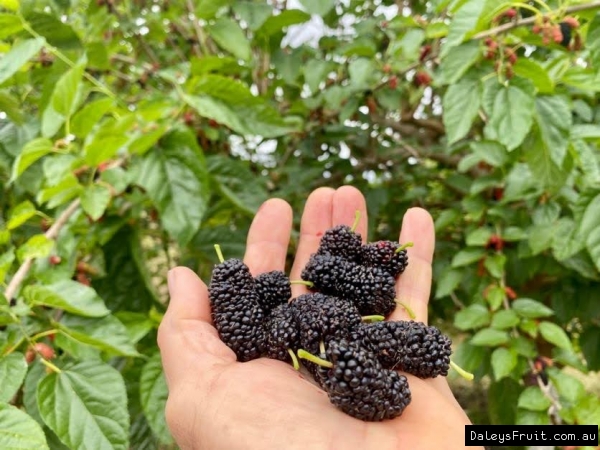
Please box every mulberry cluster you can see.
[207,215,464,423]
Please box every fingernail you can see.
[167,269,177,297]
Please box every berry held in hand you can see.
[206,213,473,422]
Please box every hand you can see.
[158,186,478,450]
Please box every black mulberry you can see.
[255,270,291,314]
[265,303,299,363]
[318,339,411,421]
[360,241,409,278]
[316,225,362,261]
[352,320,452,378]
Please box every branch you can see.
[472,1,600,40]
[4,199,81,301]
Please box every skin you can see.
[158,186,482,450]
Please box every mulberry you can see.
[255,270,291,314]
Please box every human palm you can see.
[158,186,477,450]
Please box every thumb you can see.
[158,266,229,388]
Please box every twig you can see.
[186,0,207,57]
[472,1,600,40]
[4,199,81,301]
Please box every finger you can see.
[289,187,335,296]
[244,198,293,276]
[331,185,368,244]
[388,207,435,324]
[158,266,232,388]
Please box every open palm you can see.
[158,186,477,450]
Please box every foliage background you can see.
[1,0,600,448]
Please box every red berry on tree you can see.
[388,75,398,89]
[208,119,219,128]
[382,63,392,73]
[413,71,431,87]
[505,8,517,19]
[49,255,61,265]
[563,17,579,29]
[419,45,431,62]
[34,343,55,360]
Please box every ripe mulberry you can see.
[360,241,409,277]
[208,258,266,362]
[352,320,452,378]
[255,270,291,314]
[316,225,362,261]
[318,339,412,421]
[265,303,299,363]
[301,253,397,316]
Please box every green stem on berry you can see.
[290,280,314,288]
[287,349,300,370]
[214,244,225,264]
[350,210,361,232]
[395,242,414,253]
[450,360,474,381]
[297,349,333,368]
[362,315,385,322]
[395,300,416,319]
[319,340,325,355]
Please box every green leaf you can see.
[0,352,27,402]
[36,174,83,209]
[207,18,251,61]
[434,267,462,298]
[547,367,585,403]
[486,83,535,151]
[196,0,232,19]
[17,234,54,262]
[443,78,482,144]
[135,129,209,247]
[37,361,129,450]
[491,347,517,381]
[0,13,23,39]
[299,0,334,16]
[451,248,485,267]
[0,250,15,284]
[515,409,551,425]
[524,133,568,193]
[512,298,554,318]
[83,116,132,167]
[440,41,480,84]
[140,353,173,444]
[586,227,600,272]
[471,328,509,346]
[484,253,506,278]
[81,184,111,221]
[465,227,492,246]
[23,361,46,424]
[26,13,81,50]
[0,402,49,450]
[23,280,110,318]
[10,138,54,182]
[7,200,37,230]
[0,90,23,123]
[579,193,600,240]
[51,62,85,117]
[513,59,554,93]
[538,321,572,350]
[517,386,551,411]
[71,97,114,138]
[348,58,376,89]
[443,0,489,51]
[207,154,268,215]
[232,2,272,30]
[425,21,448,38]
[510,336,536,358]
[454,304,490,330]
[304,59,334,93]
[534,96,572,166]
[491,309,519,329]
[486,285,505,311]
[571,124,600,140]
[58,314,140,357]
[488,378,522,425]
[255,9,310,38]
[113,312,153,344]
[0,37,45,85]
[580,326,600,371]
